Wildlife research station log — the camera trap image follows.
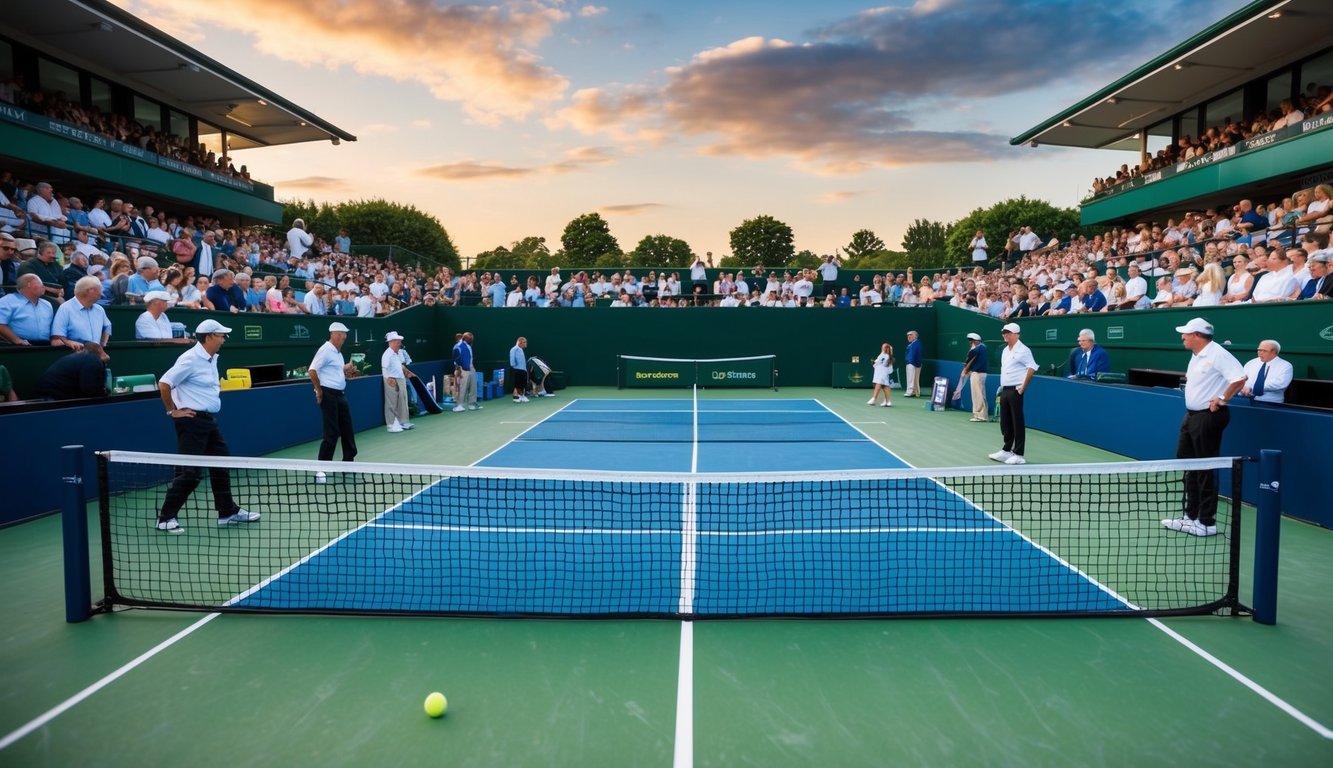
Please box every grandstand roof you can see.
[1011,0,1332,150]
[8,0,356,149]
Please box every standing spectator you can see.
[51,277,111,350]
[287,218,313,261]
[1017,226,1042,260]
[335,228,351,255]
[818,254,840,297]
[34,342,110,399]
[903,330,923,397]
[0,273,54,345]
[960,332,988,422]
[154,319,258,534]
[1067,329,1111,380]
[452,331,478,412]
[509,336,529,403]
[868,341,894,407]
[309,321,359,474]
[969,230,988,265]
[381,330,415,432]
[195,230,217,277]
[1162,318,1246,537]
[690,256,708,295]
[1239,339,1293,404]
[989,322,1038,466]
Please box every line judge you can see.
[309,321,359,473]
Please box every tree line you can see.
[281,195,1093,273]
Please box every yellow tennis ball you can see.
[424,691,447,718]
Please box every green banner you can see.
[621,356,774,388]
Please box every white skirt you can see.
[872,368,893,385]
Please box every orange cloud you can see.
[599,203,664,215]
[416,146,616,181]
[275,176,352,191]
[118,0,570,124]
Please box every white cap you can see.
[15,238,37,255]
[966,332,982,341]
[195,319,232,334]
[384,331,403,341]
[1175,317,1214,335]
[1001,323,1021,334]
[328,322,350,333]
[1174,267,1195,277]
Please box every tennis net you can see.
[617,354,778,389]
[94,451,1243,618]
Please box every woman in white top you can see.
[1222,254,1252,303]
[1295,184,1332,232]
[970,231,988,264]
[1193,262,1226,307]
[868,342,895,407]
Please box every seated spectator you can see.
[1068,329,1111,379]
[0,232,19,286]
[1301,253,1332,299]
[241,273,266,311]
[33,343,110,400]
[0,273,54,345]
[72,228,106,261]
[1172,268,1199,303]
[134,290,188,341]
[0,363,17,401]
[204,269,245,313]
[1193,262,1227,306]
[353,290,375,317]
[1043,287,1071,315]
[1240,339,1293,404]
[303,283,328,315]
[26,182,69,244]
[16,239,64,303]
[1250,249,1298,302]
[126,255,164,298]
[1221,254,1253,303]
[62,251,89,300]
[1076,279,1107,312]
[1150,277,1177,307]
[51,276,112,350]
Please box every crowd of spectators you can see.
[0,76,252,182]
[1091,82,1333,196]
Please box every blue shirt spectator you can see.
[488,280,506,308]
[0,274,55,344]
[1068,332,1112,379]
[52,280,112,346]
[905,337,922,367]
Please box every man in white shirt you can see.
[989,322,1038,466]
[1239,339,1293,404]
[381,330,415,432]
[1249,249,1298,302]
[135,290,188,341]
[1163,318,1246,537]
[26,182,69,244]
[287,218,313,260]
[818,254,840,296]
[303,283,328,315]
[154,318,258,533]
[792,270,814,303]
[1124,263,1148,305]
[309,321,359,467]
[1017,226,1042,254]
[354,291,376,317]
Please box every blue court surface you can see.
[239,398,1126,615]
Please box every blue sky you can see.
[114,0,1251,260]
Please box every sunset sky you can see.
[112,0,1250,261]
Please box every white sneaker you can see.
[519,396,529,403]
[867,398,877,405]
[218,509,261,526]
[969,417,987,422]
[1161,517,1186,531]
[387,423,404,433]
[988,450,1013,462]
[315,471,327,484]
[452,405,465,413]
[881,401,892,407]
[155,518,184,534]
[539,392,555,397]
[467,404,481,410]
[1004,454,1026,465]
[1181,520,1218,537]
[400,422,415,430]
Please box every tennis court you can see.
[2,386,1331,766]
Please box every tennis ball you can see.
[424,691,447,718]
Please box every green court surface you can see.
[1,387,1331,767]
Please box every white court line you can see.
[0,614,219,751]
[673,621,694,768]
[672,386,699,768]
[1148,619,1333,740]
[1,408,589,753]
[816,397,1332,741]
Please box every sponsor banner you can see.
[622,356,773,388]
[0,103,254,192]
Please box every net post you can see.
[1252,450,1282,625]
[61,445,92,623]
